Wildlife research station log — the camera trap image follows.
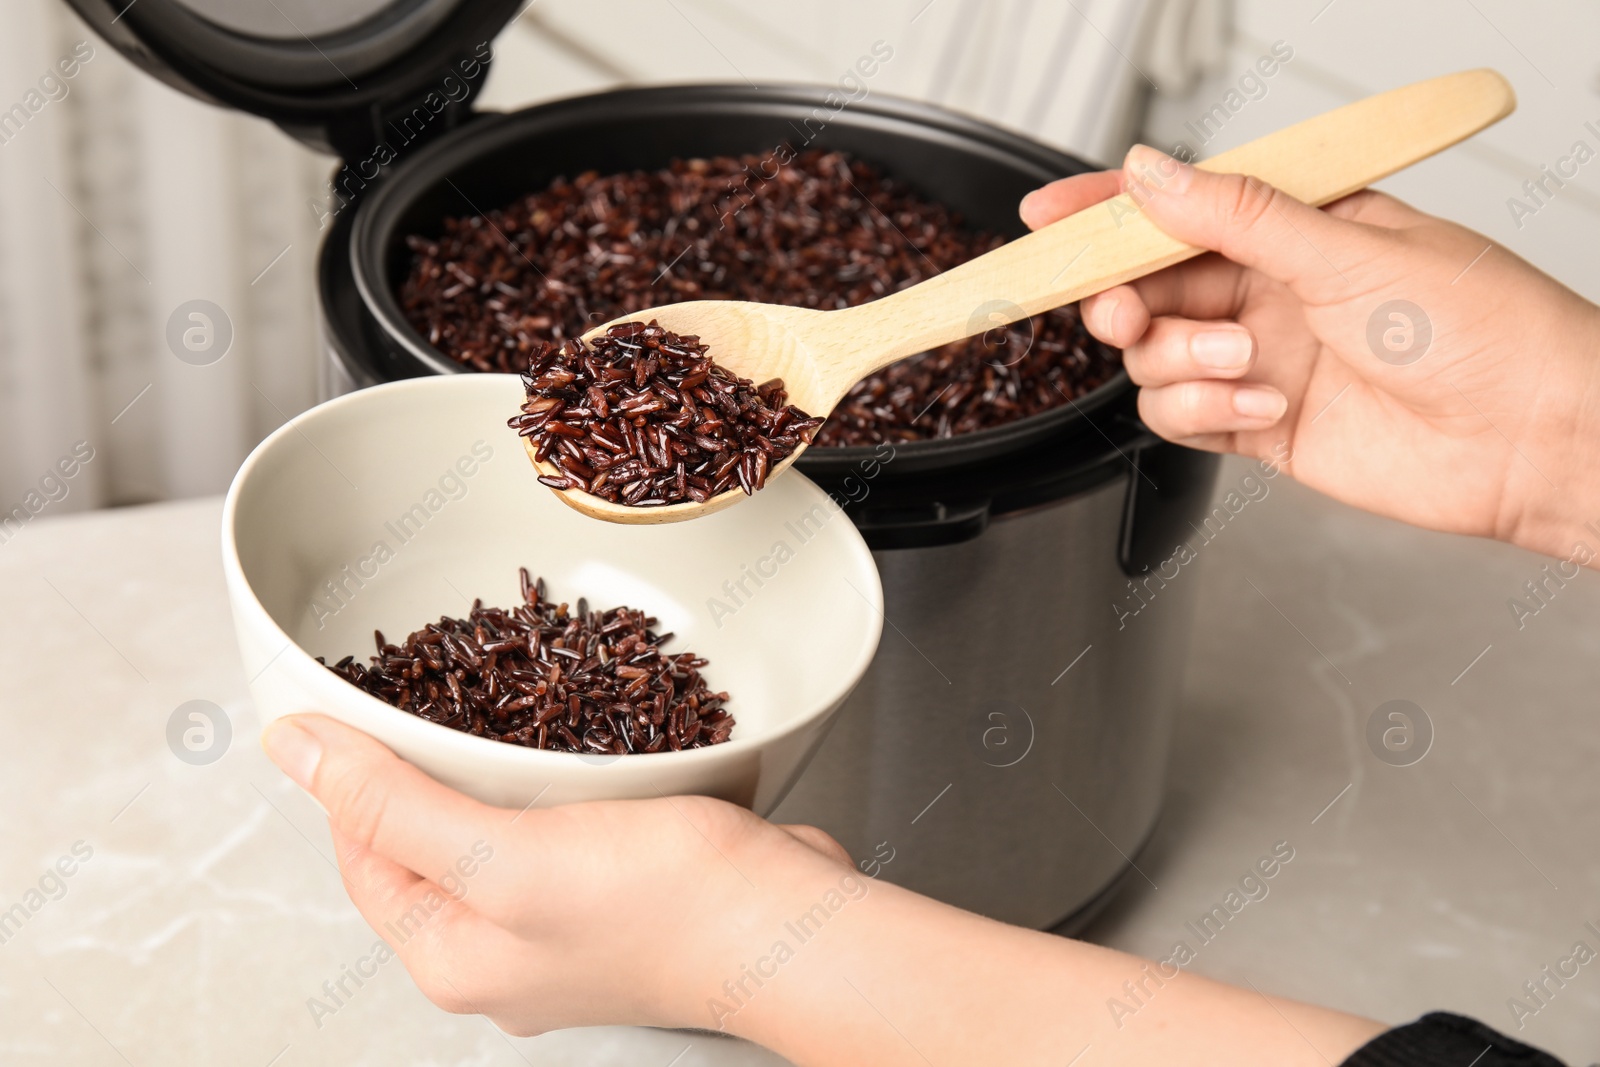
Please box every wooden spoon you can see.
[526,68,1515,524]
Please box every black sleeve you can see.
[1341,1012,1569,1067]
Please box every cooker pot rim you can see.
[347,81,1133,472]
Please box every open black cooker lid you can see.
[63,0,522,158]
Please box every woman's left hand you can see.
[262,713,853,1036]
[265,713,1385,1065]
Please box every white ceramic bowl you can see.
[222,374,883,814]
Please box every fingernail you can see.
[1019,188,1044,220]
[1125,144,1192,195]
[1233,386,1287,422]
[1094,296,1121,341]
[263,719,322,790]
[1191,327,1253,370]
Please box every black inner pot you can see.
[346,83,1134,477]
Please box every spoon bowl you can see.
[527,301,838,524]
[524,69,1515,524]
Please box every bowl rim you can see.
[221,372,886,770]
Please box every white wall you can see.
[480,0,1179,164]
[1143,0,1600,301]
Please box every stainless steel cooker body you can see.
[73,0,1224,944]
[772,459,1213,931]
[309,83,1224,930]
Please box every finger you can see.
[1137,379,1288,440]
[332,822,425,905]
[329,825,518,1020]
[1019,170,1123,230]
[1087,192,1421,342]
[1148,430,1239,455]
[776,824,853,868]
[1121,144,1384,305]
[1124,318,1256,387]
[1324,188,1425,229]
[263,714,501,886]
[1082,255,1248,348]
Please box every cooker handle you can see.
[848,499,993,550]
[1118,442,1221,577]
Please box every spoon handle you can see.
[820,68,1515,381]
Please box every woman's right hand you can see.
[1022,145,1600,564]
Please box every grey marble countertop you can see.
[1,460,1595,1065]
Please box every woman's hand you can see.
[1022,145,1600,563]
[264,713,1386,1065]
[261,713,853,1036]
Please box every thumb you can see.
[776,823,854,868]
[1121,143,1370,305]
[262,713,500,882]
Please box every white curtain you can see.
[0,0,1225,516]
[0,0,327,517]
[494,0,1227,164]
